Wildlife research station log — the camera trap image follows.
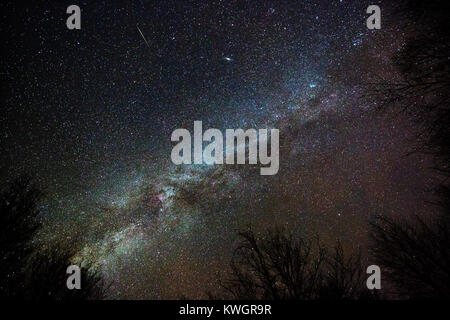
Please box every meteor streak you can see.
[136,24,150,49]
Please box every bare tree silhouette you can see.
[220,228,376,300]
[364,0,449,172]
[371,214,450,299]
[319,243,376,300]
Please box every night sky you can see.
[0,0,437,298]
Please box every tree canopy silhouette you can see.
[0,175,42,298]
[0,175,105,300]
[367,0,450,299]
